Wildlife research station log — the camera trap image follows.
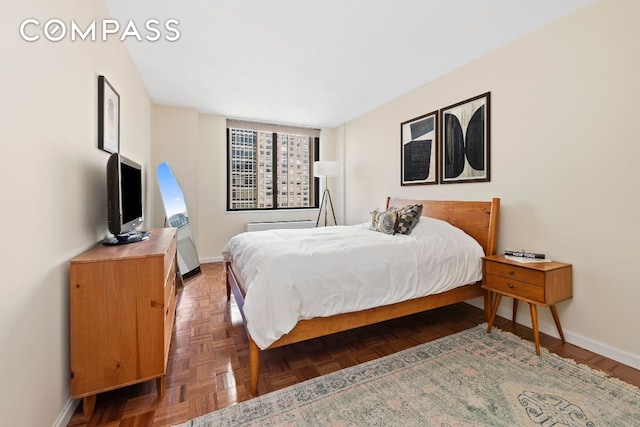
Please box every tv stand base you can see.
[102,230,150,245]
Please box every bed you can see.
[223,197,500,394]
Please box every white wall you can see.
[151,106,342,260]
[0,1,151,425]
[151,105,200,241]
[343,0,640,366]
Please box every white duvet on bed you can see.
[222,217,484,349]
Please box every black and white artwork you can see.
[98,75,120,154]
[401,111,438,185]
[440,92,490,183]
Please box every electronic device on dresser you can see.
[104,152,150,245]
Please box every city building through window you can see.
[227,121,319,211]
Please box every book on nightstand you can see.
[504,249,546,259]
[505,255,552,263]
[504,249,551,263]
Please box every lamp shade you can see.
[313,161,338,178]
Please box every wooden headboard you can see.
[386,197,500,256]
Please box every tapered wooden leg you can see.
[249,338,260,395]
[549,305,566,344]
[487,294,502,333]
[530,303,540,356]
[156,375,165,399]
[82,395,96,419]
[512,298,519,322]
[484,291,492,321]
[224,262,231,301]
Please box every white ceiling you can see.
[104,0,595,128]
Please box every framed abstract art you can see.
[440,92,490,183]
[401,110,438,185]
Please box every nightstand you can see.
[482,254,573,355]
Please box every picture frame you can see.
[401,110,438,185]
[97,75,120,154]
[440,92,490,184]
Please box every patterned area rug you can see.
[175,325,640,426]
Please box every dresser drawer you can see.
[485,261,545,286]
[164,255,177,307]
[164,275,176,330]
[164,233,177,279]
[164,275,176,367]
[163,255,177,364]
[484,274,544,303]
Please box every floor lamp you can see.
[314,160,338,227]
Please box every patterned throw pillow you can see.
[369,209,379,231]
[369,207,399,235]
[395,204,423,235]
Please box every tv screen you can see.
[119,159,142,225]
[105,153,148,245]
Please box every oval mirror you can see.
[157,162,201,278]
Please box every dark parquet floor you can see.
[68,262,640,426]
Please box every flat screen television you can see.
[104,153,150,245]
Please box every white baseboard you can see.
[54,398,79,427]
[200,256,223,264]
[468,299,640,370]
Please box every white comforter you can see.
[222,217,484,349]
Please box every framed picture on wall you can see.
[440,92,490,183]
[97,75,120,154]
[401,111,438,185]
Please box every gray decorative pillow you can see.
[395,204,423,235]
[370,207,398,235]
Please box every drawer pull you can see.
[508,284,514,289]
[508,271,514,275]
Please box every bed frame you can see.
[224,197,500,394]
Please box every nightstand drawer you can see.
[485,261,545,286]
[484,274,544,302]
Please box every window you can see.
[227,121,319,211]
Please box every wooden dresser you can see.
[482,254,573,355]
[69,228,178,418]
